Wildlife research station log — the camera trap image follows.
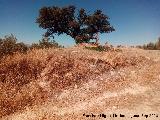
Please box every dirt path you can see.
[2,49,160,120]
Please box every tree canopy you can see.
[36,5,115,44]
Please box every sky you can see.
[0,0,160,47]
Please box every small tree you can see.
[36,5,115,44]
[146,42,155,50]
[0,34,28,57]
[155,37,160,50]
[0,34,17,56]
[15,42,28,53]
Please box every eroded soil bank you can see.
[1,48,160,120]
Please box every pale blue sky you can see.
[0,0,160,47]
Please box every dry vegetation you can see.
[136,37,160,50]
[0,46,149,118]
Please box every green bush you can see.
[0,34,63,59]
[30,37,63,49]
[85,45,106,52]
[0,34,28,58]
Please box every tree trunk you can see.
[95,32,99,44]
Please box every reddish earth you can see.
[1,48,160,120]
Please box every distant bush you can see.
[0,34,28,58]
[117,45,123,48]
[136,37,160,50]
[85,45,107,52]
[85,43,115,52]
[155,37,160,50]
[146,42,156,50]
[0,35,63,59]
[30,37,63,49]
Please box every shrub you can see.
[138,37,160,50]
[0,34,28,58]
[146,42,155,50]
[14,42,29,53]
[85,45,106,52]
[30,37,63,49]
[85,44,114,52]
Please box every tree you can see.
[36,5,115,44]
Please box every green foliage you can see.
[0,34,28,57]
[0,34,63,59]
[14,42,29,52]
[30,37,63,49]
[36,5,115,44]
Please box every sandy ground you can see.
[1,48,160,120]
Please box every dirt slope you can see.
[1,48,160,120]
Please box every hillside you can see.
[1,47,160,120]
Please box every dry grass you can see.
[0,47,148,118]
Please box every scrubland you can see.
[0,47,160,120]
